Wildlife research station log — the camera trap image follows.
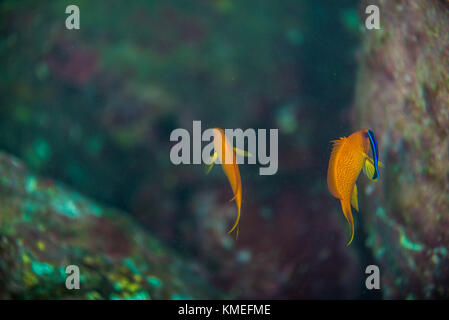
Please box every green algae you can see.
[171,294,192,300]
[124,258,141,275]
[399,230,424,252]
[52,198,81,219]
[127,291,151,300]
[147,276,162,287]
[110,291,151,300]
[86,291,102,300]
[88,202,103,217]
[31,261,55,276]
[375,205,424,253]
[25,176,38,193]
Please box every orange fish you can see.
[206,128,249,238]
[327,129,383,246]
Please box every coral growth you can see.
[0,153,220,299]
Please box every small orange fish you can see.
[207,128,249,237]
[327,129,383,246]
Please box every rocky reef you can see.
[354,0,449,298]
[0,152,221,299]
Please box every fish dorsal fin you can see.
[330,137,347,159]
[329,137,346,159]
[351,184,359,212]
[331,137,345,147]
[327,137,347,198]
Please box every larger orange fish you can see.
[207,128,247,237]
[327,129,383,246]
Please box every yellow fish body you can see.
[327,129,382,246]
[207,128,243,237]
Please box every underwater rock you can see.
[0,152,221,299]
[190,182,363,299]
[354,0,449,299]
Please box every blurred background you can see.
[0,0,376,300]
[2,0,447,299]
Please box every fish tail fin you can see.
[340,198,355,246]
[227,203,241,237]
[229,178,241,202]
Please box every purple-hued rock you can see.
[354,0,449,299]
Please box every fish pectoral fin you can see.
[351,184,359,212]
[363,151,384,169]
[363,157,378,181]
[233,147,252,157]
[205,152,218,174]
